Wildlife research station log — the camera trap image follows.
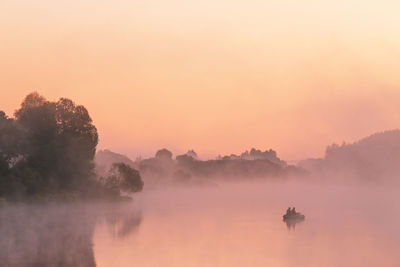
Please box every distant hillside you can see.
[299,129,400,180]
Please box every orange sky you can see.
[1,0,400,160]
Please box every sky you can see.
[1,0,400,161]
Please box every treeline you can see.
[299,129,400,181]
[0,93,143,202]
[96,148,305,187]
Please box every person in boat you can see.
[286,207,291,215]
[291,207,296,215]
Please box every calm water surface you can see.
[95,182,400,267]
[1,181,399,267]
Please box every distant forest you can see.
[299,129,400,181]
[96,147,305,187]
[98,129,400,186]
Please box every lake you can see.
[1,181,399,266]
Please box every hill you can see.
[299,129,400,181]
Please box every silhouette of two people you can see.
[286,207,297,215]
[285,207,297,230]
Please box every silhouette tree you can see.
[104,163,144,195]
[186,150,198,159]
[155,148,173,160]
[0,92,100,200]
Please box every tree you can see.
[13,93,58,191]
[186,150,198,159]
[0,112,19,174]
[0,92,100,199]
[104,163,143,195]
[155,148,172,160]
[53,98,98,189]
[0,111,22,197]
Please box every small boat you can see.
[283,212,305,221]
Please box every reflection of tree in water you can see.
[0,203,142,267]
[0,204,96,267]
[103,203,142,238]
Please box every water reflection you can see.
[283,217,305,230]
[104,205,142,238]
[282,209,306,231]
[0,203,141,267]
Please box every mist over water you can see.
[96,180,400,267]
[0,202,142,267]
[3,179,397,267]
[118,181,400,266]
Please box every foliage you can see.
[102,163,144,195]
[0,92,122,201]
[155,148,173,160]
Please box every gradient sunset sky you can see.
[1,0,400,160]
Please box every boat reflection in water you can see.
[283,207,305,230]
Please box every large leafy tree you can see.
[53,98,98,189]
[0,92,99,199]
